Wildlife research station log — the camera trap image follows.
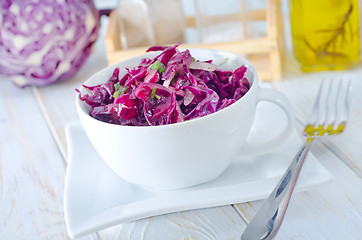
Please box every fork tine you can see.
[323,79,334,127]
[305,79,330,136]
[307,79,325,126]
[324,79,339,131]
[334,79,352,134]
[315,79,335,136]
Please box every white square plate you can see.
[64,103,333,238]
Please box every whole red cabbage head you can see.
[0,0,100,87]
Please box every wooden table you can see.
[1,23,362,240]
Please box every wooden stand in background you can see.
[105,0,284,81]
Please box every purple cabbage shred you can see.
[77,43,250,126]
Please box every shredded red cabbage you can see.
[77,43,250,126]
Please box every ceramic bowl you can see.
[76,48,294,190]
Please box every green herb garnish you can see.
[113,86,128,99]
[150,88,157,99]
[148,60,165,74]
[114,83,120,91]
[113,91,121,99]
[121,86,128,94]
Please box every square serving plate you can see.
[64,102,333,238]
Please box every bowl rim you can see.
[76,48,259,129]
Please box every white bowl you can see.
[76,48,294,190]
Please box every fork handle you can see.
[241,138,313,240]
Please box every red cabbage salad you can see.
[77,43,250,126]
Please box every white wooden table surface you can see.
[1,18,362,240]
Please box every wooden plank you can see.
[248,9,267,21]
[267,0,283,81]
[106,37,277,66]
[0,78,97,239]
[235,140,362,239]
[185,9,267,28]
[32,51,109,158]
[104,10,122,52]
[106,40,276,82]
[98,206,246,239]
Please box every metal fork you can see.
[240,79,352,240]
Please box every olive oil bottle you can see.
[290,0,360,72]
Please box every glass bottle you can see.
[290,0,360,72]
